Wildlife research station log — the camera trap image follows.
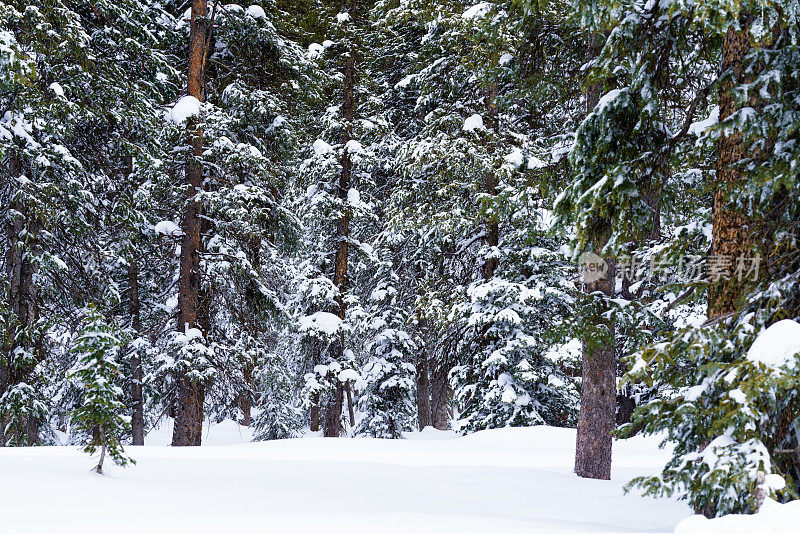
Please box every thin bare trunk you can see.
[482,82,499,280]
[128,260,145,446]
[96,428,106,474]
[239,366,252,426]
[345,382,355,427]
[416,347,432,430]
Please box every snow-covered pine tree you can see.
[378,0,583,434]
[355,328,416,438]
[252,337,303,440]
[291,0,386,437]
[564,0,800,515]
[68,306,133,474]
[354,255,417,438]
[0,0,179,446]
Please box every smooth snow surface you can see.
[0,425,692,533]
[675,499,799,534]
[747,319,800,369]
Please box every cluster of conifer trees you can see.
[1,0,798,513]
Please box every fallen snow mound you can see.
[747,319,800,370]
[169,95,201,124]
[675,499,800,534]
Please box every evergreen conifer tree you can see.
[69,306,133,474]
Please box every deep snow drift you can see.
[0,424,695,533]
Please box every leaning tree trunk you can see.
[574,34,616,481]
[173,0,207,447]
[708,21,757,320]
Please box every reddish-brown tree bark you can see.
[482,82,500,280]
[708,22,757,320]
[173,0,208,447]
[323,4,357,437]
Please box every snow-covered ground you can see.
[0,423,695,533]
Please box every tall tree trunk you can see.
[430,365,450,430]
[239,366,252,426]
[123,150,145,446]
[2,152,41,446]
[309,392,321,432]
[708,21,756,320]
[324,382,344,438]
[697,17,761,518]
[482,82,500,280]
[173,0,207,447]
[345,383,355,427]
[575,257,617,480]
[574,34,616,480]
[323,8,357,438]
[416,346,433,430]
[128,260,145,445]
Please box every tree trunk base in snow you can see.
[575,258,616,480]
[172,380,204,446]
[323,383,343,437]
[416,350,432,431]
[430,366,450,431]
